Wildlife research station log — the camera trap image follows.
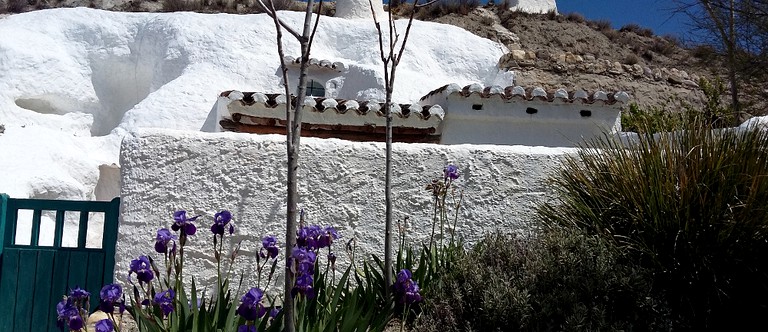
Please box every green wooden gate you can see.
[0,194,121,332]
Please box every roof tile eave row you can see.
[283,56,346,72]
[220,91,445,121]
[419,83,631,105]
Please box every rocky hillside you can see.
[426,6,735,111]
[1,0,751,112]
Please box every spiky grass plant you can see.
[538,120,768,329]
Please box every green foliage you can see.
[698,77,738,127]
[621,77,738,134]
[414,230,671,331]
[591,18,613,32]
[415,0,480,19]
[162,0,204,12]
[564,12,585,23]
[4,0,26,13]
[538,121,768,329]
[129,276,243,332]
[285,263,392,332]
[651,37,678,56]
[620,102,693,134]
[619,23,654,37]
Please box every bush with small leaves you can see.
[414,230,672,331]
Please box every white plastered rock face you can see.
[335,0,386,20]
[509,0,558,14]
[116,129,573,293]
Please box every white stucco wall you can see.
[509,0,557,14]
[116,129,571,292]
[438,95,621,147]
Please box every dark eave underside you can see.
[220,113,440,144]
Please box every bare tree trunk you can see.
[284,3,317,330]
[688,0,741,115]
[727,0,741,115]
[384,71,393,294]
[370,0,434,296]
[258,1,320,331]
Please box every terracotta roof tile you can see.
[420,83,631,105]
[283,56,346,72]
[223,91,444,121]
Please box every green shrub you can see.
[691,44,719,61]
[538,121,768,329]
[601,28,621,42]
[591,19,613,32]
[624,53,640,65]
[619,23,653,37]
[650,38,677,56]
[5,0,27,12]
[414,230,671,331]
[621,77,737,134]
[621,102,694,134]
[565,12,585,23]
[417,0,479,19]
[162,0,203,12]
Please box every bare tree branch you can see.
[256,0,303,39]
[307,0,324,56]
[369,0,390,64]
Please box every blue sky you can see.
[556,0,692,38]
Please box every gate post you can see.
[0,193,8,257]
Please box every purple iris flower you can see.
[129,255,154,284]
[293,274,315,298]
[95,319,114,332]
[260,235,279,259]
[236,287,266,321]
[155,228,177,254]
[172,210,199,236]
[238,325,258,332]
[296,225,321,249]
[56,299,77,321]
[56,298,84,330]
[56,299,77,317]
[317,226,339,248]
[397,269,412,284]
[68,315,84,330]
[154,289,175,317]
[291,247,316,275]
[393,269,422,305]
[99,283,124,313]
[444,164,460,180]
[211,210,233,236]
[69,286,90,301]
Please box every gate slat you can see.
[0,248,20,331]
[86,251,106,311]
[67,251,89,293]
[30,250,55,332]
[15,250,39,332]
[50,250,71,330]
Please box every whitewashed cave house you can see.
[212,54,629,147]
[211,0,630,147]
